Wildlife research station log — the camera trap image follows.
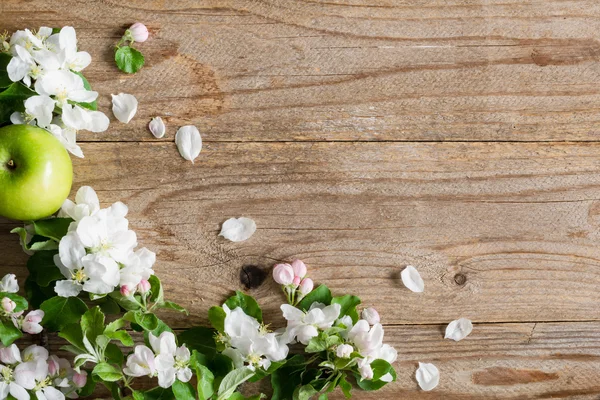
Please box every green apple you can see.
[0,124,73,221]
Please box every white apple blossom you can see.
[58,186,100,226]
[61,104,109,133]
[7,45,40,86]
[119,247,155,290]
[336,344,353,359]
[35,70,98,106]
[123,345,156,378]
[0,345,21,365]
[155,345,193,388]
[53,233,121,297]
[280,302,341,345]
[149,332,177,356]
[346,319,398,382]
[0,275,19,294]
[21,310,44,335]
[9,95,55,128]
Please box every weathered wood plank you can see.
[2,141,600,326]
[2,0,600,141]
[26,322,600,399]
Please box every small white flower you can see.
[22,345,48,362]
[416,362,439,391]
[175,125,202,163]
[111,93,138,123]
[155,345,193,388]
[7,45,39,86]
[281,302,341,345]
[444,318,473,342]
[0,345,21,365]
[149,117,166,138]
[361,307,380,325]
[61,103,110,133]
[58,26,92,71]
[123,345,156,378]
[358,357,374,380]
[9,95,55,128]
[219,217,256,242]
[0,275,19,294]
[58,186,100,225]
[401,265,424,293]
[336,344,353,359]
[149,332,177,356]
[22,310,44,335]
[35,70,98,106]
[120,247,155,288]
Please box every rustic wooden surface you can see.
[2,0,600,398]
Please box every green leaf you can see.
[224,291,262,322]
[160,301,188,314]
[298,285,332,311]
[0,53,12,88]
[33,218,73,241]
[134,311,159,331]
[148,275,164,304]
[339,375,352,398]
[271,354,306,400]
[331,295,361,324]
[115,46,145,74]
[133,391,145,400]
[25,277,56,309]
[26,250,63,287]
[305,332,328,353]
[179,327,217,359]
[77,369,97,397]
[92,362,122,382]
[172,380,196,400]
[71,71,97,110]
[217,367,255,400]
[208,306,226,334]
[58,323,85,351]
[191,351,215,400]
[98,296,121,315]
[40,296,88,331]
[294,384,318,400]
[370,359,395,382]
[141,387,175,400]
[354,361,397,391]
[109,291,143,311]
[147,316,174,337]
[104,343,125,366]
[28,240,58,251]
[0,82,35,124]
[0,320,22,346]
[0,293,28,313]
[106,330,134,347]
[81,306,105,342]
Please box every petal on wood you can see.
[111,93,138,123]
[445,318,473,341]
[149,117,166,138]
[219,217,257,242]
[175,125,202,163]
[416,362,439,391]
[401,265,424,293]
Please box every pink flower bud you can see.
[120,285,134,297]
[1,297,16,313]
[73,370,88,388]
[298,278,314,295]
[292,276,301,288]
[291,259,307,279]
[273,264,294,285]
[22,310,44,334]
[48,355,60,376]
[138,279,151,295]
[128,22,149,43]
[362,307,380,325]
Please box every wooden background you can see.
[2,0,600,398]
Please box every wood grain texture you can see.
[3,0,600,142]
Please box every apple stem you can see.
[6,159,15,170]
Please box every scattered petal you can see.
[401,265,424,293]
[175,125,202,163]
[444,318,473,342]
[111,93,138,123]
[219,217,256,242]
[416,362,439,391]
[149,117,166,138]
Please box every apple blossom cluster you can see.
[53,186,154,299]
[1,26,109,157]
[0,274,43,339]
[273,259,314,305]
[0,343,86,400]
[123,332,192,389]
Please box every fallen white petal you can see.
[416,362,439,391]
[111,93,138,123]
[149,117,166,138]
[175,125,202,163]
[444,318,473,342]
[219,217,256,242]
[401,265,424,293]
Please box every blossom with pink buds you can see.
[362,307,381,325]
[273,263,294,285]
[128,22,149,43]
[138,279,151,295]
[73,370,88,388]
[291,259,307,279]
[298,278,314,296]
[22,310,44,334]
[120,285,135,297]
[1,297,16,313]
[292,276,301,288]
